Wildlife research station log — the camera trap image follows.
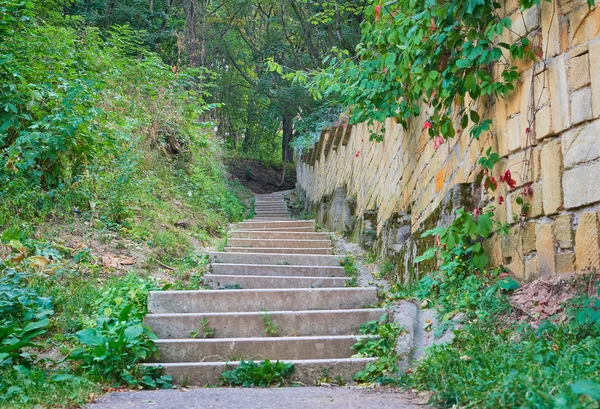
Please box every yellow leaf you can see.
[28,255,50,269]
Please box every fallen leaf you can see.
[28,255,51,269]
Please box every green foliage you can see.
[352,314,404,383]
[0,269,54,368]
[574,283,600,326]
[399,237,600,408]
[0,365,98,408]
[67,273,171,388]
[291,0,594,144]
[342,255,359,287]
[262,311,279,337]
[416,207,508,271]
[290,104,344,153]
[404,307,600,408]
[0,6,245,234]
[219,360,295,387]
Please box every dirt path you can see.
[88,386,427,409]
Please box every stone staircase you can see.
[144,193,381,385]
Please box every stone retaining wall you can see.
[296,0,600,282]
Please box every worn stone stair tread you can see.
[150,335,369,362]
[229,231,329,240]
[209,251,343,266]
[237,220,315,229]
[145,308,386,339]
[252,217,293,220]
[205,274,349,289]
[223,247,333,254]
[236,227,316,232]
[227,238,332,248]
[142,357,377,385]
[210,263,345,277]
[148,287,379,313]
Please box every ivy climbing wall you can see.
[296,0,600,282]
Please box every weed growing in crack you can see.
[341,256,359,287]
[351,314,404,384]
[219,360,295,387]
[262,311,279,337]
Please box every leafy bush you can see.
[219,360,295,387]
[352,314,403,383]
[0,268,53,368]
[400,218,600,407]
[68,273,171,388]
[0,366,97,407]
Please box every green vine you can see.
[275,0,595,145]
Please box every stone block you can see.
[575,212,600,272]
[569,4,600,47]
[505,150,534,188]
[522,222,537,253]
[562,120,600,169]
[569,52,591,90]
[536,222,556,276]
[541,0,561,58]
[556,252,576,274]
[528,183,544,217]
[591,41,600,118]
[563,161,600,208]
[555,214,574,249]
[571,88,593,125]
[532,146,541,181]
[540,139,563,214]
[507,83,522,117]
[520,70,533,144]
[525,256,539,281]
[549,56,571,133]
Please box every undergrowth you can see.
[351,314,404,384]
[383,208,600,408]
[219,360,295,387]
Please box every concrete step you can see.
[229,231,329,240]
[223,247,332,254]
[211,263,345,277]
[150,335,365,362]
[234,227,316,232]
[145,308,386,339]
[227,238,331,249]
[209,252,343,266]
[237,220,315,230]
[148,287,379,313]
[253,214,291,218]
[144,358,376,386]
[205,274,350,289]
[251,218,295,221]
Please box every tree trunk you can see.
[281,112,293,163]
[182,0,199,66]
[279,112,294,187]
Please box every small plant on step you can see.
[341,255,359,287]
[219,360,295,387]
[192,318,215,338]
[262,311,279,337]
[352,314,404,384]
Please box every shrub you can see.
[68,274,171,388]
[0,268,53,368]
